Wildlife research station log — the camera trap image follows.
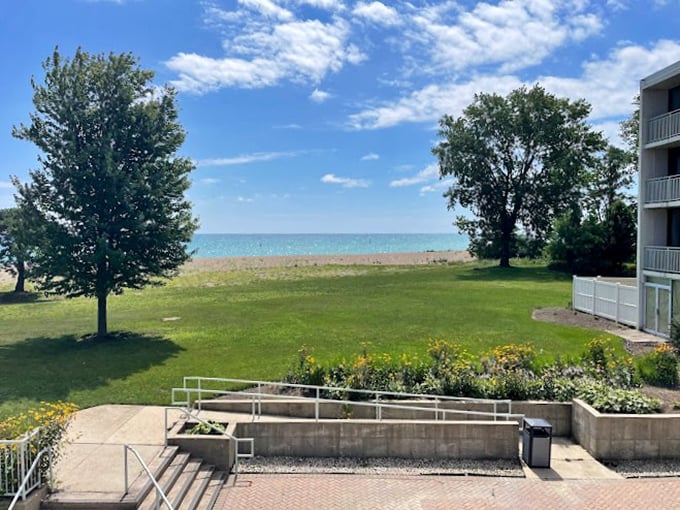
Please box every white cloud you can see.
[274,123,303,129]
[420,178,454,194]
[310,88,332,103]
[538,39,680,120]
[352,1,402,26]
[291,0,345,10]
[349,74,523,129]
[361,153,379,161]
[321,173,370,188]
[237,196,255,203]
[407,0,603,75]
[349,39,680,130]
[168,7,365,92]
[196,151,300,167]
[240,0,294,20]
[389,163,438,187]
[0,181,13,189]
[199,178,221,185]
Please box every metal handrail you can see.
[2,428,42,498]
[163,407,254,475]
[181,376,511,406]
[173,386,524,424]
[123,445,174,510]
[7,447,51,510]
[172,377,520,424]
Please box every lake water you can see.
[189,233,468,258]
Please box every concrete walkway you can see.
[47,405,674,509]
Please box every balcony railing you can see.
[646,174,680,204]
[644,246,680,273]
[647,108,680,146]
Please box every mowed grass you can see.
[0,262,614,418]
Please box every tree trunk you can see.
[499,224,512,268]
[97,294,108,338]
[14,261,25,293]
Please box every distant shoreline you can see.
[180,250,473,274]
[0,250,474,285]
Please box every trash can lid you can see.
[523,417,552,428]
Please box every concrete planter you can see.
[198,399,572,436]
[572,398,680,460]
[166,421,235,470]
[234,420,519,460]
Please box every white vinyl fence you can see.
[572,276,638,327]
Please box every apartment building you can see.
[638,60,680,337]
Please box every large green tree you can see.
[0,207,35,293]
[13,49,198,337]
[433,85,604,267]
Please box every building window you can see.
[670,148,680,176]
[670,85,680,112]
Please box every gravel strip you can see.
[240,456,524,478]
[604,460,680,478]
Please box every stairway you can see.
[42,446,227,510]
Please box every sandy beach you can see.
[179,250,473,274]
[0,251,473,284]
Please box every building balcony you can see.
[647,108,680,147]
[645,174,680,206]
[644,246,680,273]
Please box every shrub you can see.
[187,420,225,435]
[581,336,638,388]
[0,401,78,493]
[483,343,536,372]
[576,382,662,414]
[286,346,325,388]
[670,320,680,353]
[637,344,678,388]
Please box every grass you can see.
[0,261,617,419]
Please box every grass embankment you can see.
[0,262,615,418]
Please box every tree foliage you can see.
[619,95,640,169]
[433,85,604,267]
[12,48,198,337]
[0,207,35,292]
[547,199,636,276]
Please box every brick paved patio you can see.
[215,474,680,509]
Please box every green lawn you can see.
[0,261,614,418]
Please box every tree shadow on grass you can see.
[456,265,570,283]
[0,291,42,305]
[0,331,184,402]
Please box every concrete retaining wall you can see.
[572,399,680,460]
[199,399,572,436]
[234,420,519,459]
[167,422,236,470]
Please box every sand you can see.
[179,250,473,274]
[0,251,473,284]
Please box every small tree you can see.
[433,85,604,267]
[13,48,198,337]
[0,207,35,292]
[585,146,635,220]
[547,199,636,275]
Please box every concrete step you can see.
[165,458,202,508]
[41,445,226,510]
[42,446,180,510]
[194,471,227,510]
[138,452,190,510]
[177,464,217,510]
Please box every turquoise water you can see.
[189,233,468,258]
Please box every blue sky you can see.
[1,0,680,234]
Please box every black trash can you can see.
[522,418,552,468]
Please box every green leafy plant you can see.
[576,382,662,414]
[186,420,225,435]
[0,401,78,493]
[636,344,678,388]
